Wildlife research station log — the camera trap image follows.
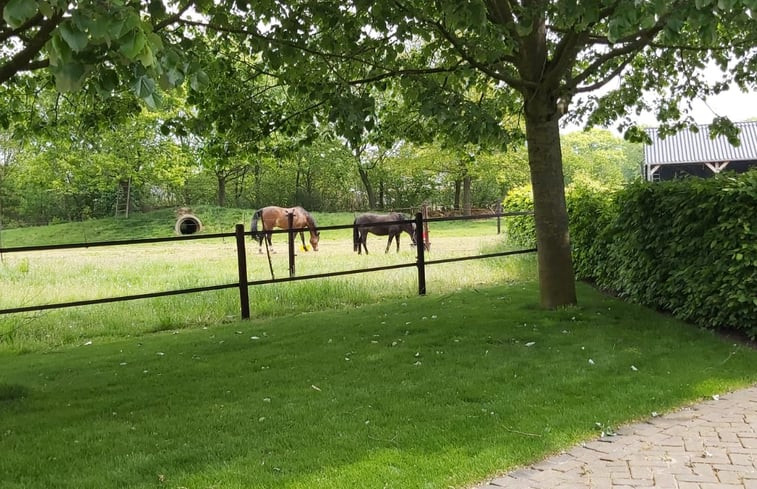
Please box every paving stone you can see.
[468,384,757,489]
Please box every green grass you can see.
[1,282,755,489]
[0,208,521,352]
[0,206,500,246]
[1,210,755,488]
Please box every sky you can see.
[635,87,757,127]
[563,70,757,134]
[563,86,757,135]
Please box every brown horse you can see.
[353,212,416,255]
[251,206,320,254]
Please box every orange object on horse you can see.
[251,206,320,254]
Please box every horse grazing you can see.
[353,212,416,255]
[251,206,320,254]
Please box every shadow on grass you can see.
[0,383,29,402]
[1,281,756,489]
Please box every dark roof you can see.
[644,121,757,165]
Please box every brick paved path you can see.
[473,385,757,489]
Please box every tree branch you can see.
[570,23,665,90]
[0,11,63,85]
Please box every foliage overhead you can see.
[174,0,757,141]
[0,0,204,120]
[7,2,755,138]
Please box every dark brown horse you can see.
[353,212,416,255]
[251,206,320,254]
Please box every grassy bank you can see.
[1,282,756,489]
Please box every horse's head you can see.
[309,231,320,251]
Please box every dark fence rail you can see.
[0,212,536,317]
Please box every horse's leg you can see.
[267,232,275,253]
[361,232,368,255]
[299,231,307,251]
[395,233,401,253]
[385,235,392,253]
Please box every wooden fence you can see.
[0,211,535,318]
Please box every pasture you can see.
[1,209,756,489]
[0,208,523,352]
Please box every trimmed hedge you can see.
[501,185,536,247]
[503,170,757,338]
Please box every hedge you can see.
[502,170,757,338]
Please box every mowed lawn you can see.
[2,282,756,489]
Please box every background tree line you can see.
[0,94,640,227]
[0,29,641,227]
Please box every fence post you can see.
[287,212,295,277]
[235,223,250,320]
[421,204,431,251]
[415,212,426,295]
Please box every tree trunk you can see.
[217,174,227,207]
[357,167,377,209]
[378,179,385,210]
[462,175,472,216]
[453,179,461,210]
[524,94,577,308]
[253,162,261,207]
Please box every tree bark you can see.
[253,162,261,207]
[357,167,377,209]
[217,174,227,207]
[462,175,472,216]
[524,93,577,308]
[378,179,385,210]
[453,179,461,210]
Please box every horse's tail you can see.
[353,218,359,252]
[250,209,263,242]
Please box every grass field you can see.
[1,282,756,489]
[1,208,755,489]
[0,207,525,352]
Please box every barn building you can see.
[643,120,757,181]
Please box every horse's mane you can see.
[298,207,318,232]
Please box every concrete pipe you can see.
[175,214,203,235]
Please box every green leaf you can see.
[3,0,38,29]
[38,0,54,18]
[132,75,156,99]
[189,70,209,92]
[52,62,86,92]
[137,45,155,67]
[59,21,89,52]
[47,32,73,67]
[515,20,532,37]
[147,0,166,17]
[98,69,119,92]
[119,31,147,59]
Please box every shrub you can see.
[506,171,757,338]
[565,180,617,281]
[502,185,536,247]
[582,171,757,338]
